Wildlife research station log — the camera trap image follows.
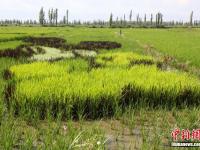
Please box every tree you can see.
[129,10,132,22]
[109,13,113,27]
[150,14,153,25]
[116,17,119,25]
[160,13,163,25]
[156,12,163,26]
[48,9,52,24]
[51,8,54,24]
[53,9,56,24]
[55,8,58,25]
[66,10,69,25]
[63,16,66,24]
[120,17,123,26]
[144,14,147,24]
[116,17,119,22]
[156,13,158,25]
[136,14,140,25]
[39,7,45,25]
[190,11,193,26]
[123,14,126,26]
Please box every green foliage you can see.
[125,28,200,67]
[109,13,113,27]
[10,58,89,80]
[96,52,154,68]
[0,41,24,50]
[0,115,106,149]
[9,56,200,118]
[39,7,45,25]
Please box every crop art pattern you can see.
[6,52,200,119]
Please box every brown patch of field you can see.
[74,41,122,50]
[3,69,12,80]
[129,59,155,67]
[0,45,35,58]
[24,37,66,48]
[23,37,122,50]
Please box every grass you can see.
[1,107,200,149]
[125,28,200,67]
[0,41,24,50]
[0,115,106,149]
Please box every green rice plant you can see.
[125,28,200,67]
[0,40,24,50]
[0,58,23,120]
[10,61,67,80]
[0,114,106,150]
[0,116,18,150]
[96,51,155,68]
[1,27,200,68]
[9,62,200,118]
[172,108,200,130]
[55,58,89,73]
[9,58,89,81]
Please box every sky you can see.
[0,0,199,22]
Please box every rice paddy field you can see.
[0,26,200,149]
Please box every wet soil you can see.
[0,45,35,58]
[24,37,122,50]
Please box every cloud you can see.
[0,0,197,21]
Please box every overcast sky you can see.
[0,0,199,22]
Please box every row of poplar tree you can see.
[39,7,69,25]
[37,8,197,28]
[0,7,197,28]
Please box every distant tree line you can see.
[0,19,37,26]
[1,7,200,28]
[107,11,199,28]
